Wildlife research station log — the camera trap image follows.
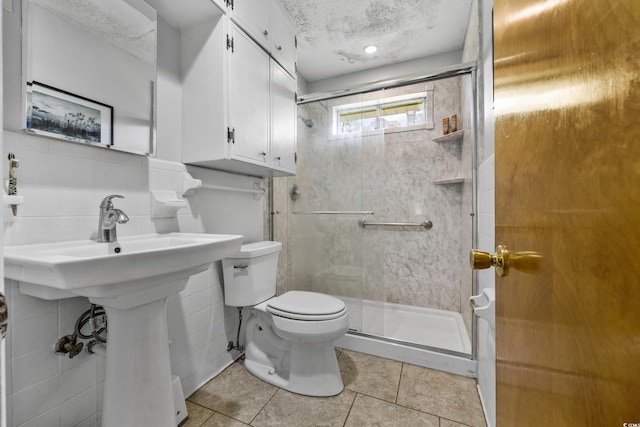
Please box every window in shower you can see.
[333,92,427,135]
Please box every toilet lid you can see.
[266,291,346,321]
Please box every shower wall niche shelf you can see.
[432,177,467,185]
[432,129,465,143]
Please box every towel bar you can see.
[359,219,433,229]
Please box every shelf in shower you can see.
[432,129,465,143]
[431,177,467,185]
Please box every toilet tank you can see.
[222,241,282,307]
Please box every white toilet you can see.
[222,241,348,397]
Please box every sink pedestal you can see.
[92,275,191,427]
[101,297,177,427]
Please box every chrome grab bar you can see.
[360,219,433,229]
[293,211,375,215]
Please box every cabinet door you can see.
[229,25,270,165]
[231,0,271,50]
[181,13,228,165]
[270,60,296,174]
[270,3,296,77]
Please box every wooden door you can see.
[493,0,640,425]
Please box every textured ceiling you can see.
[279,0,473,83]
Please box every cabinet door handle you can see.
[263,30,269,37]
[260,152,267,156]
[276,156,281,160]
[277,45,282,51]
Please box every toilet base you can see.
[245,341,344,397]
[243,310,345,397]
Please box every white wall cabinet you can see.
[229,25,271,166]
[230,0,271,49]
[181,11,296,177]
[269,2,296,77]
[230,0,296,77]
[270,60,296,174]
[181,12,228,167]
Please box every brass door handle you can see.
[470,245,541,277]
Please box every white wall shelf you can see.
[432,129,466,143]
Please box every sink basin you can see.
[5,232,243,305]
[4,232,243,427]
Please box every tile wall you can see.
[1,134,263,427]
[476,155,495,427]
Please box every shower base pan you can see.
[335,297,476,377]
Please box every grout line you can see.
[219,411,252,426]
[342,392,359,426]
[395,362,405,404]
[342,387,398,405]
[181,401,215,427]
[248,386,279,425]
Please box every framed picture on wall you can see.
[26,81,113,147]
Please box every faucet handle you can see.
[100,194,124,208]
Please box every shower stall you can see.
[272,65,478,376]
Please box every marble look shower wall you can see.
[366,78,465,313]
[273,76,472,317]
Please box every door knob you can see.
[470,245,541,277]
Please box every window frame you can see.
[332,92,428,136]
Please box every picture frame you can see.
[26,81,113,147]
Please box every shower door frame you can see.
[272,61,480,369]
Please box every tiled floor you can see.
[183,349,487,427]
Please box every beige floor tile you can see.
[201,412,250,426]
[251,388,356,427]
[440,418,476,427]
[397,364,486,427]
[344,394,439,427]
[188,362,277,424]
[338,350,402,403]
[182,401,215,427]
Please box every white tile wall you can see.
[475,0,496,424]
[2,132,263,426]
[477,155,495,427]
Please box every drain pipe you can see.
[227,307,244,353]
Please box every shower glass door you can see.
[279,75,475,356]
[286,90,386,333]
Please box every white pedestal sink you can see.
[4,233,243,427]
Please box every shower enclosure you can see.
[272,66,477,375]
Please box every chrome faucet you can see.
[98,195,129,242]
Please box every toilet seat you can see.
[266,291,346,321]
